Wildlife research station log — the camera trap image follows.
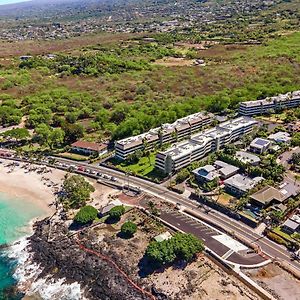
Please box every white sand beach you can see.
[0,161,65,217]
[0,159,118,218]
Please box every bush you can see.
[145,233,204,267]
[109,205,125,220]
[121,221,137,237]
[74,205,98,224]
[267,231,288,246]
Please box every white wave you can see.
[5,237,87,300]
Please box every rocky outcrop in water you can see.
[27,218,151,300]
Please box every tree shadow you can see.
[138,255,167,278]
[105,216,120,224]
[116,231,133,240]
[68,221,92,231]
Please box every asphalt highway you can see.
[34,156,300,271]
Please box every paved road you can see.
[5,155,300,271]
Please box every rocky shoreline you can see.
[26,218,153,300]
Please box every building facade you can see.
[155,116,257,174]
[239,91,300,116]
[114,112,213,160]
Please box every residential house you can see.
[282,218,300,234]
[214,160,239,179]
[224,174,264,197]
[249,138,271,154]
[268,131,291,144]
[250,178,300,208]
[250,186,286,208]
[193,165,219,182]
[235,151,261,166]
[71,141,107,156]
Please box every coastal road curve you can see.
[51,157,300,272]
[8,156,300,272]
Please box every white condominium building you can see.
[114,112,213,160]
[155,116,257,174]
[239,91,300,116]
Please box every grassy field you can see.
[109,153,166,181]
[57,152,89,161]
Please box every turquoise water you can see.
[0,192,45,299]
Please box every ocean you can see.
[0,192,44,299]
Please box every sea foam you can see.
[6,237,86,300]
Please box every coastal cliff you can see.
[27,218,152,300]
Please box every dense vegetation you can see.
[145,233,204,267]
[1,23,300,151]
[74,205,98,224]
[59,175,95,209]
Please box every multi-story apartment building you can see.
[155,116,257,174]
[114,112,213,160]
[239,91,300,116]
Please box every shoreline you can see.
[0,161,65,218]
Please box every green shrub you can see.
[145,233,204,267]
[74,205,98,224]
[109,205,125,220]
[267,231,288,246]
[121,221,137,237]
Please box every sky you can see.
[0,0,30,5]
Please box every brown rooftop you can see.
[71,141,107,152]
[250,186,285,205]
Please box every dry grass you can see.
[0,32,144,58]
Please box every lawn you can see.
[109,153,166,182]
[273,226,295,242]
[214,192,235,207]
[57,152,89,161]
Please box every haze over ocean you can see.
[0,0,30,5]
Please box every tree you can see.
[63,123,84,144]
[49,128,65,149]
[34,123,51,146]
[121,221,137,237]
[74,205,98,224]
[59,175,95,209]
[145,233,204,267]
[108,205,125,220]
[292,133,300,147]
[172,233,205,261]
[2,128,30,142]
[175,168,190,184]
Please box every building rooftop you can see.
[268,131,291,143]
[154,231,172,242]
[160,116,257,160]
[250,186,285,206]
[240,91,300,108]
[283,219,300,231]
[161,140,202,160]
[277,178,300,200]
[193,165,219,181]
[219,116,257,132]
[101,200,123,215]
[235,151,261,165]
[214,160,239,178]
[250,138,271,149]
[224,174,264,193]
[116,111,212,149]
[71,141,107,152]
